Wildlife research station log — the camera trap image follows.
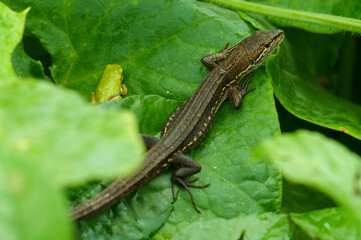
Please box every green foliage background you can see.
[1,0,361,239]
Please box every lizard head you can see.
[244,29,284,68]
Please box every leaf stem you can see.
[202,0,361,33]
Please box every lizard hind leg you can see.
[227,73,255,109]
[171,152,210,213]
[141,134,160,150]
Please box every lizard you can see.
[73,29,284,220]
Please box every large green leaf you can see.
[172,213,291,240]
[0,2,27,82]
[255,130,361,224]
[291,208,361,240]
[267,40,361,140]
[0,146,72,240]
[0,80,144,187]
[0,4,73,239]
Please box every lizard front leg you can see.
[201,41,241,71]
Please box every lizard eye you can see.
[264,43,270,48]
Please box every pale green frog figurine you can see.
[90,64,127,104]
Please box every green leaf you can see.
[255,130,361,223]
[171,213,291,240]
[0,146,72,240]
[0,4,74,239]
[0,80,144,187]
[290,208,361,240]
[0,2,28,82]
[267,40,361,139]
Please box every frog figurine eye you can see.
[90,64,128,104]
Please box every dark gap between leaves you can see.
[22,33,53,81]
